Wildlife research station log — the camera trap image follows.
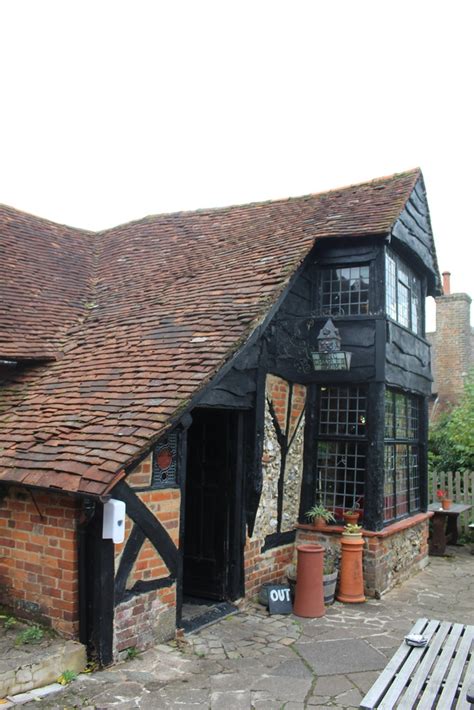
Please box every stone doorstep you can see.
[0,640,86,700]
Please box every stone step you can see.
[0,637,86,699]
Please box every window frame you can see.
[316,263,371,318]
[314,384,368,517]
[383,388,421,523]
[385,250,422,335]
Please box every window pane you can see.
[398,282,409,327]
[395,393,408,438]
[395,444,409,517]
[320,266,370,316]
[385,390,394,438]
[384,445,395,521]
[409,446,420,511]
[317,440,366,512]
[319,386,367,437]
[385,254,397,320]
[411,290,419,334]
[407,397,419,439]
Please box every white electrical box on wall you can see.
[102,499,126,544]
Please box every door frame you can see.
[176,408,245,625]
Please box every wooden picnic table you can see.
[428,503,472,556]
[360,617,474,709]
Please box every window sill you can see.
[297,511,433,538]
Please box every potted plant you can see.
[306,504,336,529]
[342,523,363,537]
[436,488,452,510]
[323,555,338,605]
[337,523,366,603]
[343,497,361,525]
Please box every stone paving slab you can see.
[294,638,388,675]
[14,545,474,709]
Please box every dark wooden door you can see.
[183,409,241,600]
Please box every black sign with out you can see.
[267,584,292,614]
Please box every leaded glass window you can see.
[319,386,367,437]
[316,385,367,516]
[385,251,421,334]
[386,254,397,321]
[319,265,370,316]
[383,389,420,522]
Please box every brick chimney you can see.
[431,271,472,413]
[442,271,451,295]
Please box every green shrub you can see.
[429,372,474,473]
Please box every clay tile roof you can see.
[0,168,423,496]
[0,205,94,360]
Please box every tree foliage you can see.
[429,371,474,472]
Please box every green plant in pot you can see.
[306,504,336,529]
[342,522,363,537]
[343,497,361,525]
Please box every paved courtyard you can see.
[14,545,474,709]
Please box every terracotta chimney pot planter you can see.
[293,544,325,618]
[337,534,366,604]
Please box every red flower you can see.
[436,489,446,500]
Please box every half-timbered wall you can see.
[244,375,306,596]
[253,375,306,540]
[112,454,180,659]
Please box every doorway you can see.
[183,408,244,605]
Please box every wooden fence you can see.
[430,471,474,536]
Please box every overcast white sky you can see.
[1,1,472,330]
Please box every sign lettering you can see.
[267,584,292,614]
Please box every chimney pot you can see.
[442,271,451,295]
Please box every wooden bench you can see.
[360,618,473,709]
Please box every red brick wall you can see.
[113,585,177,659]
[428,292,472,417]
[125,453,152,489]
[113,476,180,658]
[114,487,180,583]
[244,538,294,599]
[0,487,80,638]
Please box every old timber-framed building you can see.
[0,169,441,664]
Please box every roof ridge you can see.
[0,203,95,236]
[96,167,422,235]
[1,168,421,236]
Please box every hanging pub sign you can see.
[311,319,352,371]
